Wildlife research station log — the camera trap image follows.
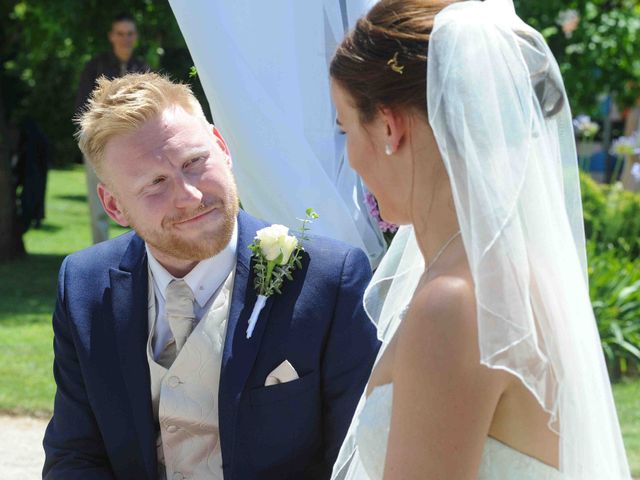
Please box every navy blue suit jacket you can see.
[43,210,379,479]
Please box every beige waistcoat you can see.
[147,269,235,480]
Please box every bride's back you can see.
[366,243,559,476]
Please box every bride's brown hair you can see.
[330,0,458,123]
[332,0,565,123]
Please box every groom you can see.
[43,73,379,480]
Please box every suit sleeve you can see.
[42,257,116,479]
[310,247,381,476]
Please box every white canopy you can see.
[169,0,385,266]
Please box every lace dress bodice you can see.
[355,383,564,479]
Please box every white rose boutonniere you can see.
[246,208,319,338]
[255,224,299,265]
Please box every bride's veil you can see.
[332,226,424,479]
[332,0,631,478]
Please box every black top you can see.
[74,51,150,116]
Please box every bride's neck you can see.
[411,157,460,268]
[401,116,461,268]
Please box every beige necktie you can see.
[159,279,195,368]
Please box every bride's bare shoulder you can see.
[396,274,481,369]
[410,274,476,331]
[392,272,509,404]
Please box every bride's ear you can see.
[379,106,406,155]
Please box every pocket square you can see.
[264,360,299,386]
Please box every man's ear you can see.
[212,126,232,166]
[379,107,406,155]
[97,183,130,227]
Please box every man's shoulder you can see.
[296,233,372,290]
[64,230,141,273]
[303,232,366,264]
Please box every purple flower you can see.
[379,219,399,234]
[364,191,398,233]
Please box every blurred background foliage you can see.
[514,0,640,116]
[582,173,640,259]
[0,0,209,167]
[581,173,640,379]
[2,1,637,167]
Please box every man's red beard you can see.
[125,183,240,262]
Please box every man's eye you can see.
[151,177,165,186]
[338,130,346,136]
[186,156,204,167]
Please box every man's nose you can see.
[174,176,203,209]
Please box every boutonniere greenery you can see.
[246,208,318,338]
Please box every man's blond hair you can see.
[76,72,207,179]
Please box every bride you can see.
[330,0,631,478]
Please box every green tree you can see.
[514,0,640,116]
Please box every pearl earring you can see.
[384,144,393,156]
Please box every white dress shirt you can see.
[146,222,238,360]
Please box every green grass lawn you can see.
[0,165,126,415]
[616,378,640,475]
[0,166,638,474]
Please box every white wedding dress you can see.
[355,383,563,479]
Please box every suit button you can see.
[173,473,185,480]
[166,425,178,433]
[168,376,180,387]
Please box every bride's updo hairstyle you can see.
[331,0,564,122]
[330,0,456,124]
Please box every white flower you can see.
[610,135,640,156]
[557,9,580,38]
[573,114,599,139]
[278,235,299,264]
[631,162,640,183]
[256,224,299,265]
[246,210,317,339]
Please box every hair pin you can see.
[387,52,405,75]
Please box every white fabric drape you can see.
[168,0,385,266]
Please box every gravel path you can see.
[0,415,49,479]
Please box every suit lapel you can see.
[219,211,273,473]
[109,233,156,480]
